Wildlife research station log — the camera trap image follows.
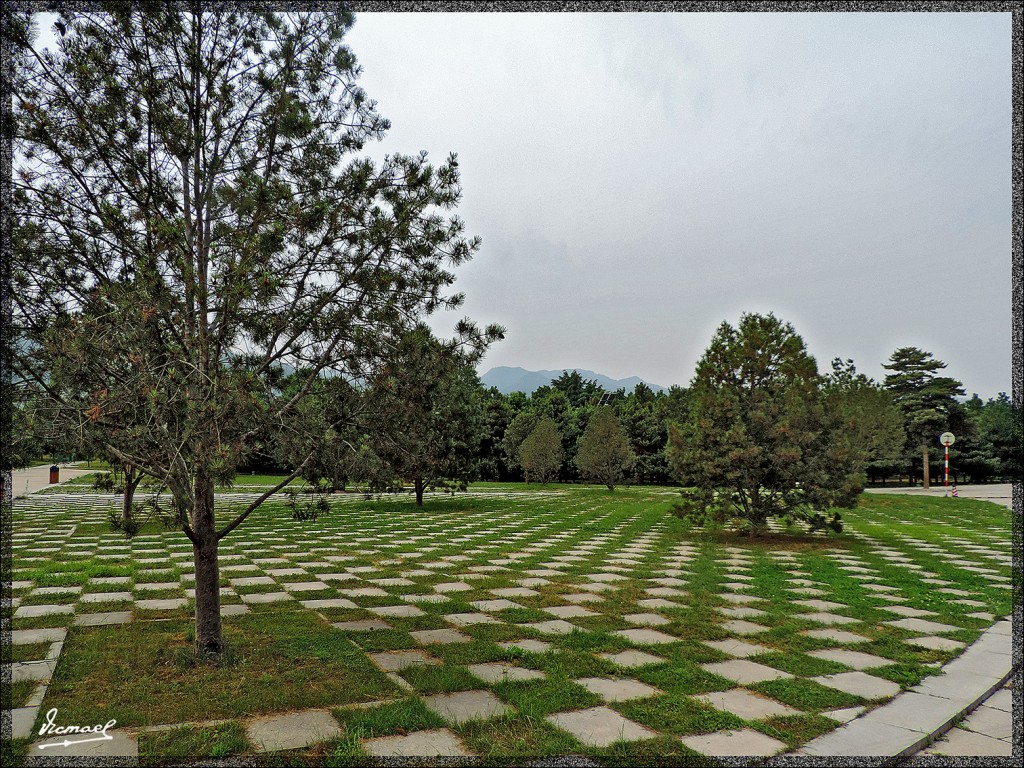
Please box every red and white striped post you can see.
[939,432,955,497]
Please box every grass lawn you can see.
[7,484,1011,763]
[42,611,400,727]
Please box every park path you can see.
[6,463,95,499]
[865,483,1014,509]
[861,483,1016,759]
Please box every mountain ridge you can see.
[480,366,666,395]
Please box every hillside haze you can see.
[481,367,666,395]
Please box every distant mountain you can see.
[480,366,666,395]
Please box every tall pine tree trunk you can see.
[191,473,223,654]
[414,478,424,507]
[921,444,930,489]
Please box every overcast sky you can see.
[31,11,1013,397]
[341,11,1012,398]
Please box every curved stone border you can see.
[794,618,1014,757]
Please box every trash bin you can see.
[49,465,59,484]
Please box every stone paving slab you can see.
[680,728,787,757]
[807,648,895,670]
[546,706,658,748]
[28,730,139,759]
[612,628,678,645]
[924,726,1012,756]
[797,618,1013,757]
[599,650,666,668]
[499,639,552,653]
[574,677,662,702]
[369,650,441,672]
[247,709,342,752]
[411,628,471,645]
[469,662,546,684]
[363,728,474,757]
[695,688,800,720]
[701,638,770,658]
[702,659,793,685]
[423,690,511,725]
[811,671,901,700]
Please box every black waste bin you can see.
[49,465,59,484]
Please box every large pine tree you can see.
[882,348,964,488]
[10,8,499,654]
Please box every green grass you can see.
[3,643,53,664]
[3,680,40,709]
[43,611,401,726]
[10,483,1011,761]
[333,697,445,738]
[139,722,248,764]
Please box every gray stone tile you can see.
[368,650,441,672]
[499,639,552,653]
[623,612,671,626]
[962,703,1012,740]
[240,591,293,604]
[885,617,961,634]
[73,611,132,627]
[612,628,678,645]
[800,612,860,626]
[802,628,871,644]
[878,605,938,618]
[444,612,502,627]
[701,660,792,685]
[904,635,965,652]
[333,619,391,632]
[807,649,896,670]
[247,709,342,753]
[411,628,471,645]
[367,604,426,618]
[925,727,1012,756]
[14,604,73,618]
[279,580,330,593]
[721,619,769,635]
[469,663,546,684]
[546,706,658,747]
[11,628,66,645]
[423,690,512,725]
[574,677,662,702]
[679,728,787,757]
[363,728,473,757]
[30,730,139,758]
[469,599,523,612]
[299,598,358,610]
[599,650,666,668]
[544,605,599,619]
[701,639,771,658]
[695,689,800,720]
[812,671,901,699]
[563,593,605,604]
[518,619,578,635]
[135,598,188,610]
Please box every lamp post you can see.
[939,432,955,496]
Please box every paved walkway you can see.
[795,618,1014,757]
[865,483,1014,509]
[6,463,95,498]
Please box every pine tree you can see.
[882,348,964,488]
[10,9,500,654]
[667,313,856,535]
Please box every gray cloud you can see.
[30,11,1012,396]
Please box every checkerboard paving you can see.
[7,487,1012,758]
